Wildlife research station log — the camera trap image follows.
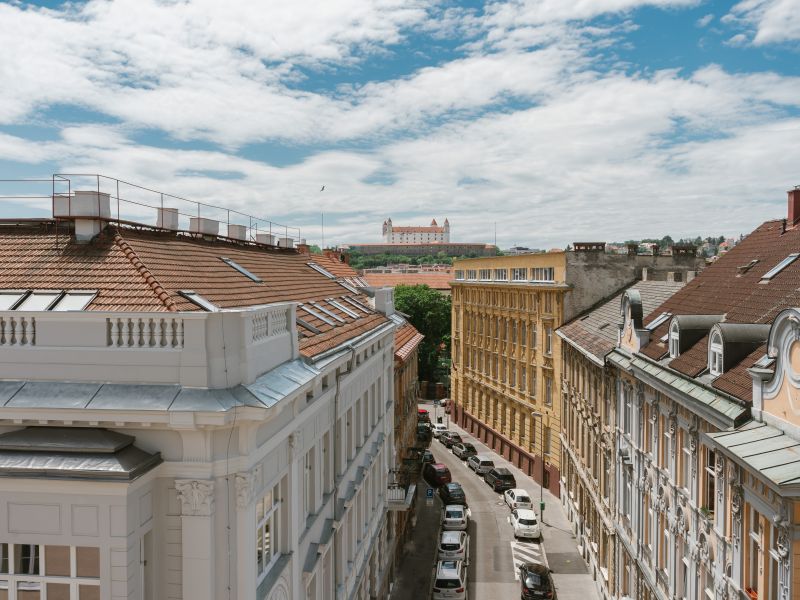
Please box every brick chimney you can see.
[789,186,800,226]
[296,238,310,255]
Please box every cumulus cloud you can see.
[726,0,800,45]
[696,13,714,27]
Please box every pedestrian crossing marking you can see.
[510,541,546,581]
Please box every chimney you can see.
[53,191,111,243]
[277,237,294,249]
[642,267,649,281]
[227,224,247,241]
[189,217,219,237]
[296,238,310,255]
[789,186,800,226]
[666,271,675,283]
[686,270,696,282]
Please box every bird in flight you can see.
[320,185,325,192]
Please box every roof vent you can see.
[227,224,247,241]
[156,207,179,231]
[189,217,219,237]
[53,191,111,243]
[256,233,276,245]
[277,237,294,249]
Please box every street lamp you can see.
[530,411,545,521]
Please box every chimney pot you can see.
[788,187,800,226]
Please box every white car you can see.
[442,504,468,531]
[466,455,495,475]
[509,508,541,541]
[438,530,470,562]
[504,488,533,511]
[432,559,467,600]
[432,423,448,438]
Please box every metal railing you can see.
[0,174,301,244]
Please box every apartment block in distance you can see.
[450,245,703,496]
[0,176,405,600]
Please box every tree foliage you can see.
[394,284,452,383]
[347,250,486,270]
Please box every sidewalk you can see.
[389,481,441,599]
[444,414,599,600]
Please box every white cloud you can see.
[696,13,714,27]
[726,0,800,45]
[724,33,750,46]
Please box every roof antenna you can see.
[320,185,326,249]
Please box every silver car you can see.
[466,454,495,475]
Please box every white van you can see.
[466,454,495,475]
[432,559,467,599]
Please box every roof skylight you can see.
[761,253,799,281]
[16,291,61,311]
[51,291,96,311]
[219,257,263,283]
[328,299,359,319]
[179,291,220,312]
[307,262,336,279]
[646,312,672,331]
[312,302,346,323]
[343,296,371,314]
[0,291,26,310]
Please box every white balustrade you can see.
[0,315,35,346]
[107,316,184,348]
[250,305,290,342]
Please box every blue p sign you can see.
[426,488,434,498]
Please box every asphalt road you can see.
[428,431,547,599]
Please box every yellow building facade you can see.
[450,253,568,495]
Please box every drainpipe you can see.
[333,344,356,599]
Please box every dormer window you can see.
[709,331,724,376]
[669,320,680,358]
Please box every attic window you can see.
[709,331,723,376]
[179,291,219,312]
[669,320,680,358]
[16,291,62,311]
[753,354,771,368]
[646,312,672,331]
[51,291,97,311]
[307,262,336,279]
[219,257,262,283]
[0,291,27,310]
[761,253,799,282]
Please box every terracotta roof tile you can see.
[712,345,764,402]
[394,321,424,362]
[362,271,453,291]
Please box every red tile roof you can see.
[637,218,799,401]
[391,226,445,233]
[0,223,388,358]
[362,271,453,291]
[395,321,424,363]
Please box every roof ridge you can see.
[113,232,178,312]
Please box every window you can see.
[646,312,671,331]
[479,269,492,281]
[0,543,100,599]
[219,257,263,282]
[179,291,219,312]
[467,270,477,281]
[669,321,680,358]
[545,326,553,355]
[761,253,799,281]
[16,291,61,311]
[709,332,724,376]
[544,376,552,406]
[256,484,281,583]
[306,262,336,279]
[512,268,527,281]
[494,268,508,281]
[0,292,25,310]
[703,448,716,514]
[455,270,464,280]
[530,267,554,282]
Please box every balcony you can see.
[0,303,296,388]
[387,483,416,511]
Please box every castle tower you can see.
[444,218,450,242]
[383,218,392,242]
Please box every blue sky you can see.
[1,0,799,248]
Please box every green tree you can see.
[394,284,452,383]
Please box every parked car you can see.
[485,467,517,492]
[441,504,468,531]
[519,562,556,600]
[509,508,541,541]
[423,463,452,487]
[432,423,448,438]
[466,455,495,475]
[432,559,467,600]
[437,530,470,562]
[441,432,462,449]
[504,488,533,511]
[438,482,468,506]
[418,408,430,422]
[452,442,477,460]
[421,449,435,465]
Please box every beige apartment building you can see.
[450,247,702,496]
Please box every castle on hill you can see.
[382,217,450,244]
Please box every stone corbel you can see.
[176,479,215,516]
[235,464,263,510]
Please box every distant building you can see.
[343,242,496,258]
[362,266,454,295]
[383,217,449,244]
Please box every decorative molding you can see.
[175,479,215,516]
[235,465,263,510]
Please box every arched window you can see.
[669,320,680,358]
[709,330,724,376]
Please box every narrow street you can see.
[393,399,599,600]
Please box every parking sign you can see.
[426,487,434,498]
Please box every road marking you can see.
[510,540,547,580]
